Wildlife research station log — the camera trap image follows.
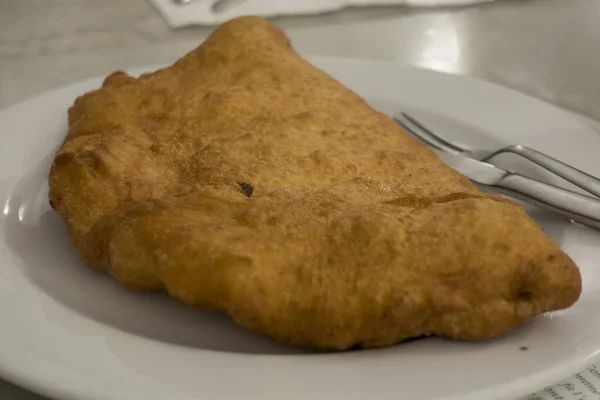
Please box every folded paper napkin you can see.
[149,0,494,28]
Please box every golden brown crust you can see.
[48,16,581,350]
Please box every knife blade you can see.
[431,150,600,230]
[433,150,508,186]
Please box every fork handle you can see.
[482,145,600,198]
[484,172,600,230]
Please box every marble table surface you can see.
[1,0,599,399]
[2,0,600,121]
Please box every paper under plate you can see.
[149,0,495,27]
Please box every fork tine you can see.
[394,116,444,150]
[394,113,460,154]
[399,112,471,154]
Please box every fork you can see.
[394,112,600,198]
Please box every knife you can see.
[435,150,600,230]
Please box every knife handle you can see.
[485,172,600,230]
[483,145,600,198]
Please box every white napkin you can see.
[149,0,495,28]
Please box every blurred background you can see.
[1,0,600,121]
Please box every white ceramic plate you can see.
[1,56,599,400]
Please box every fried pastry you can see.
[48,16,581,350]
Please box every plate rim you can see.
[1,55,599,400]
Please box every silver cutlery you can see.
[432,151,600,230]
[395,112,600,198]
[392,112,600,229]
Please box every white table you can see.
[1,0,599,398]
